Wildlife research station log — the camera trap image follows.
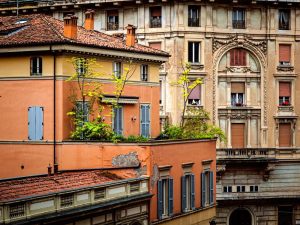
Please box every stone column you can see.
[227,117,232,148]
[247,116,251,148]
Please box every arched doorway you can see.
[229,208,252,225]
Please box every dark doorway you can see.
[278,206,293,225]
[229,208,252,225]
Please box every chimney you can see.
[64,14,78,39]
[125,24,136,47]
[47,164,52,176]
[84,9,95,30]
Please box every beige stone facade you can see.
[1,0,300,224]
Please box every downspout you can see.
[51,45,58,174]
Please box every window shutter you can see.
[141,105,150,137]
[151,7,161,17]
[188,42,193,62]
[181,176,187,212]
[279,82,291,97]
[231,82,245,93]
[194,42,200,63]
[28,107,36,140]
[201,173,206,207]
[189,83,201,100]
[231,123,245,148]
[38,57,43,75]
[279,45,291,63]
[149,42,161,50]
[230,49,235,66]
[279,123,291,147]
[35,107,44,140]
[191,174,195,209]
[209,171,214,205]
[157,180,163,219]
[241,50,246,66]
[168,178,173,216]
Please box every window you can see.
[188,82,201,106]
[237,185,246,192]
[9,203,25,219]
[279,9,290,30]
[279,123,292,147]
[150,6,162,28]
[231,82,245,106]
[149,42,162,50]
[130,182,140,193]
[30,57,42,76]
[278,206,293,225]
[250,185,258,192]
[28,106,44,141]
[223,186,232,193]
[76,101,89,123]
[201,171,214,207]
[188,42,200,63]
[232,8,245,29]
[94,188,105,200]
[107,10,119,30]
[60,194,74,208]
[279,82,291,106]
[76,58,86,76]
[181,174,195,212]
[141,65,148,81]
[157,177,173,219]
[231,123,245,148]
[113,106,123,135]
[230,48,247,66]
[279,44,291,66]
[113,62,122,78]
[140,104,150,137]
[188,6,200,27]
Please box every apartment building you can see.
[3,0,297,225]
[0,13,217,225]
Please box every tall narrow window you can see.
[188,42,200,63]
[113,62,122,78]
[188,82,201,106]
[140,104,150,137]
[150,7,162,28]
[159,80,162,105]
[231,123,245,148]
[107,10,119,30]
[30,57,42,76]
[232,8,245,29]
[76,58,86,76]
[278,206,293,225]
[279,82,291,106]
[279,123,292,147]
[28,106,44,141]
[231,82,245,106]
[279,9,290,30]
[149,42,162,50]
[76,101,89,123]
[181,174,195,212]
[157,178,173,219]
[188,6,200,27]
[113,106,123,135]
[201,171,214,207]
[230,48,247,66]
[141,65,148,81]
[279,44,291,66]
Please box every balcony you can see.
[232,20,245,29]
[217,148,276,162]
[188,18,200,27]
[150,17,162,28]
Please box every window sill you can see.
[189,63,204,70]
[277,65,294,72]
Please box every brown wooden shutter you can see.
[279,82,291,97]
[151,7,161,17]
[279,123,291,147]
[230,49,247,66]
[231,82,245,93]
[279,44,291,62]
[107,10,118,16]
[230,49,235,66]
[231,123,245,148]
[149,42,161,50]
[240,50,246,66]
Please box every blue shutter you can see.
[168,178,173,216]
[28,107,36,140]
[113,107,123,135]
[191,174,195,209]
[141,105,147,137]
[209,171,214,205]
[157,180,163,220]
[201,173,206,207]
[181,176,186,212]
[35,107,44,140]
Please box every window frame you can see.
[188,41,201,64]
[232,8,246,29]
[201,170,214,207]
[188,5,200,27]
[113,61,122,79]
[140,64,149,82]
[157,177,173,219]
[278,9,290,30]
[107,10,119,31]
[278,44,292,66]
[278,81,292,106]
[188,81,202,106]
[150,6,162,28]
[113,106,124,135]
[30,57,42,76]
[181,173,195,212]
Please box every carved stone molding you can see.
[225,66,253,73]
[277,65,294,72]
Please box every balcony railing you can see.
[188,18,200,27]
[232,20,245,29]
[107,22,119,30]
[150,17,162,28]
[217,148,276,160]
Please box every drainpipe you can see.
[51,46,58,174]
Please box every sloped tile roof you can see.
[0,170,135,202]
[0,14,169,57]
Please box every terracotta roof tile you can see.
[0,170,136,202]
[0,14,169,57]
